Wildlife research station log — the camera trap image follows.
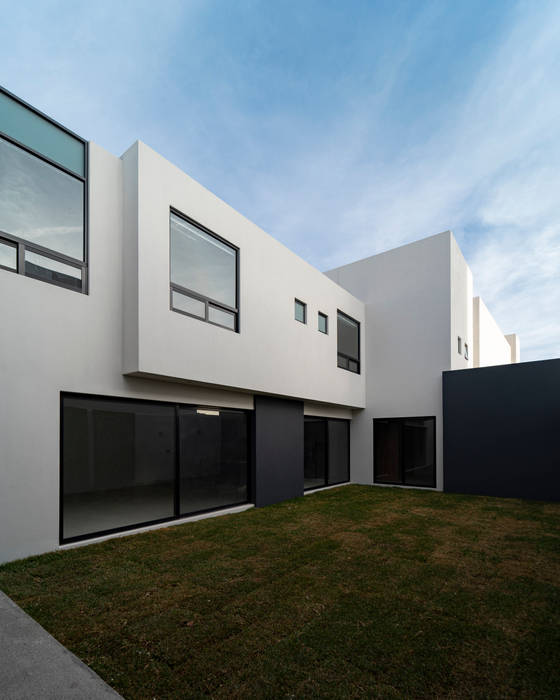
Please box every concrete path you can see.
[0,591,122,699]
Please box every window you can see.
[0,88,87,292]
[170,210,239,331]
[61,394,250,543]
[374,417,436,488]
[464,342,469,360]
[295,298,306,324]
[458,336,462,354]
[318,311,328,334]
[337,310,360,373]
[304,417,350,490]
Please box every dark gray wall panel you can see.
[443,359,560,501]
[253,396,304,507]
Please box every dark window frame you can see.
[304,415,350,492]
[337,309,361,374]
[373,416,436,488]
[458,336,462,354]
[169,207,240,332]
[295,298,307,324]
[59,391,252,545]
[318,311,328,334]
[0,85,88,294]
[464,342,469,360]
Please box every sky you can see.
[1,0,558,361]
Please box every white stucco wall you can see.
[505,333,521,363]
[450,237,474,370]
[327,231,461,490]
[123,141,366,409]
[0,143,258,564]
[473,296,512,367]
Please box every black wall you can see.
[253,396,304,507]
[443,358,560,501]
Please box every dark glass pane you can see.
[0,91,85,176]
[374,420,401,483]
[337,311,359,361]
[25,250,82,290]
[0,238,17,270]
[304,417,327,489]
[402,418,435,487]
[0,137,84,259]
[179,408,248,514]
[62,398,175,540]
[170,213,236,308]
[295,299,306,323]
[318,313,328,334]
[348,360,359,373]
[328,420,350,484]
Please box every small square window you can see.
[464,342,469,360]
[318,312,328,334]
[457,336,462,354]
[295,299,306,324]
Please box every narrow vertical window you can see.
[458,336,462,354]
[464,343,469,360]
[318,311,328,334]
[295,299,306,324]
[337,310,360,373]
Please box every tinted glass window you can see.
[295,299,306,323]
[170,213,236,309]
[304,418,327,489]
[0,137,84,260]
[0,91,85,176]
[62,397,175,540]
[374,417,435,487]
[179,408,248,515]
[337,311,360,373]
[171,290,206,318]
[318,312,328,334]
[328,420,349,485]
[208,305,236,330]
[25,250,82,290]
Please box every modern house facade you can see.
[0,86,519,564]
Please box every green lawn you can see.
[1,486,559,699]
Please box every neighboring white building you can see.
[0,87,518,564]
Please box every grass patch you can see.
[1,485,559,698]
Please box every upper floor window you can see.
[0,88,87,293]
[457,336,462,354]
[295,298,306,324]
[464,342,469,360]
[170,210,239,331]
[337,310,360,373]
[318,311,328,334]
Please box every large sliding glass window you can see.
[304,417,350,490]
[337,311,360,373]
[179,408,248,514]
[0,88,87,292]
[170,210,239,331]
[374,417,436,488]
[61,395,250,543]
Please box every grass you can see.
[1,485,559,699]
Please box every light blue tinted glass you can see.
[318,313,328,333]
[25,250,82,290]
[0,137,84,260]
[172,290,205,318]
[170,213,236,308]
[295,299,306,323]
[208,305,236,330]
[0,91,84,176]
[0,239,17,270]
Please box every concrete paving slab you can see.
[0,590,122,699]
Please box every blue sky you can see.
[1,0,558,360]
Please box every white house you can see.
[0,86,518,563]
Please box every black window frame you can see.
[458,336,462,354]
[464,342,469,360]
[304,416,350,492]
[59,391,252,544]
[169,207,240,332]
[373,416,436,488]
[295,298,307,324]
[0,85,88,294]
[318,311,328,334]
[337,309,361,374]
